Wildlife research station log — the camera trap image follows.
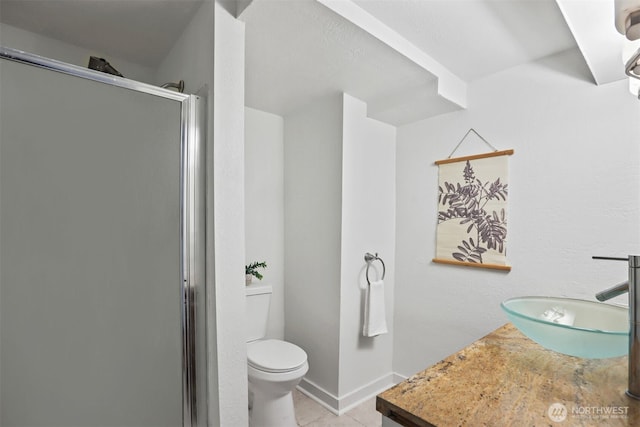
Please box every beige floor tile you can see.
[294,390,333,426]
[345,398,381,427]
[294,390,383,427]
[304,412,365,427]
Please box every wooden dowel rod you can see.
[432,258,512,271]
[435,149,514,165]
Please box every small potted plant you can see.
[245,261,267,285]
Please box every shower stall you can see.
[0,47,207,426]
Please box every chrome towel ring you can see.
[364,252,385,285]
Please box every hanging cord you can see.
[447,128,499,159]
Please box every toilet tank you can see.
[245,283,272,342]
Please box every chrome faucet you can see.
[596,280,629,302]
[594,255,640,399]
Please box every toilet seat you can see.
[247,339,307,373]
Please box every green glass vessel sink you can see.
[501,296,628,359]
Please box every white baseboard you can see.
[297,372,403,416]
[392,372,408,383]
[296,379,339,414]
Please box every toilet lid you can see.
[247,339,307,373]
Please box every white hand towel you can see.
[363,279,388,337]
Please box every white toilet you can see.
[246,284,309,427]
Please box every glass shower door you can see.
[0,49,205,426]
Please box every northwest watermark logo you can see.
[548,403,567,423]
[547,403,629,423]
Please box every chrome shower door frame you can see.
[0,46,206,427]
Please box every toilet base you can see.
[249,389,296,427]
[246,349,308,427]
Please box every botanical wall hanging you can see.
[432,129,513,271]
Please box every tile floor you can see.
[294,389,382,427]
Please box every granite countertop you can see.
[377,323,640,426]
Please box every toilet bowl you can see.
[245,284,309,427]
[247,339,308,427]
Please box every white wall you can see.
[159,1,248,425]
[283,93,396,412]
[0,23,156,84]
[156,0,214,97]
[394,48,640,378]
[211,2,248,426]
[156,2,225,425]
[284,95,344,398]
[245,107,285,339]
[157,4,250,423]
[338,94,396,405]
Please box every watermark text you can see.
[548,403,629,423]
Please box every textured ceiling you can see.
[0,0,203,67]
[241,0,462,124]
[240,0,580,122]
[352,0,578,82]
[556,0,628,85]
[0,0,624,124]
